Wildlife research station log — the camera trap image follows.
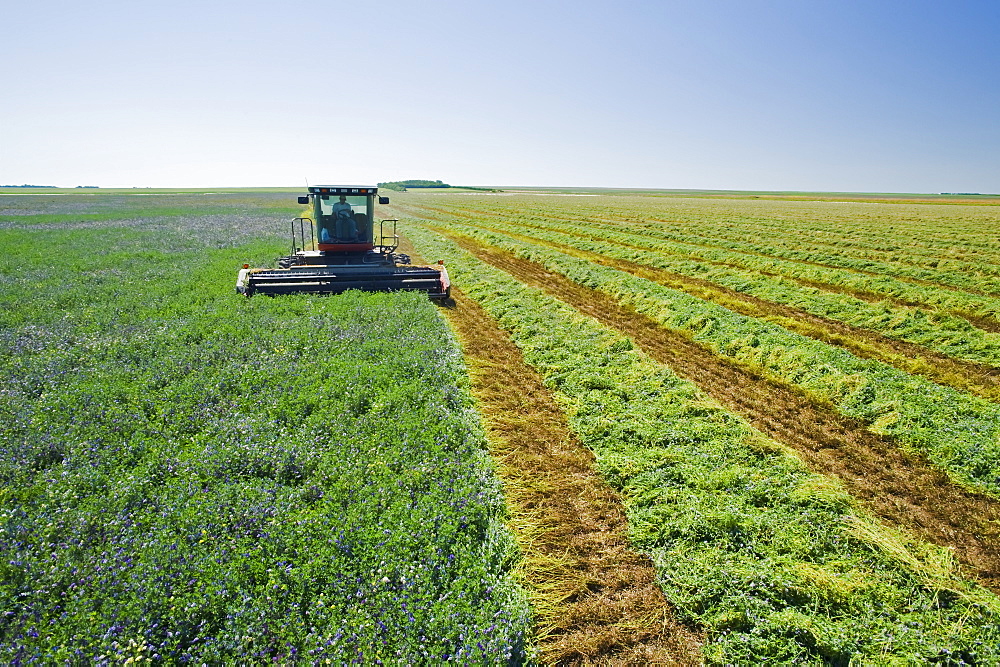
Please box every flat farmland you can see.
[0,192,530,663]
[392,189,1000,663]
[4,188,1000,665]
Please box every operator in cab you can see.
[333,195,357,241]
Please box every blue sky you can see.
[2,0,998,192]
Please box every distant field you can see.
[389,186,1000,205]
[2,185,997,204]
[4,187,1000,664]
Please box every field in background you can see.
[3,185,997,204]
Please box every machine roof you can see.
[308,185,378,195]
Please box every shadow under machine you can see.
[236,186,450,298]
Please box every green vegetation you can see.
[0,194,530,663]
[414,207,1000,367]
[413,197,1000,322]
[378,180,451,192]
[406,223,1000,664]
[8,187,1000,663]
[417,219,1000,496]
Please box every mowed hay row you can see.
[397,199,1000,351]
[407,193,1000,294]
[432,229,1000,586]
[397,197,1000,332]
[394,206,1000,401]
[446,289,703,665]
[401,214,1000,504]
[416,191,1000,255]
[481,205,1000,353]
[406,223,1000,665]
[398,237,704,663]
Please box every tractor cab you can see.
[299,185,389,253]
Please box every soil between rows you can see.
[401,238,703,664]
[441,231,1000,592]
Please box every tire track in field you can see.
[437,230,1000,591]
[400,206,1000,402]
[401,201,1000,333]
[401,238,703,665]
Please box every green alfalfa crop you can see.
[0,194,532,664]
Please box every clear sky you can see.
[2,0,998,192]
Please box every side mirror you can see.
[297,196,309,204]
[378,196,389,205]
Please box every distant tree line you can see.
[378,180,450,192]
[1,184,57,188]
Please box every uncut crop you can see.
[0,193,530,663]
